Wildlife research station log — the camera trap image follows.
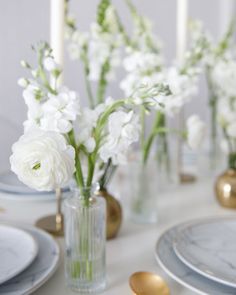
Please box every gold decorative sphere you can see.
[215,169,236,209]
[96,189,122,240]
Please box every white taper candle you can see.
[176,0,188,64]
[50,0,65,84]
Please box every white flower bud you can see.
[20,60,30,69]
[17,78,28,88]
[31,69,38,78]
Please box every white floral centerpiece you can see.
[12,42,171,194]
[10,41,171,292]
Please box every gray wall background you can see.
[0,0,235,169]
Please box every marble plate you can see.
[155,220,236,295]
[0,225,60,295]
[174,217,236,288]
[0,170,69,201]
[0,225,38,285]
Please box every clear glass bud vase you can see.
[64,187,106,293]
[128,156,159,223]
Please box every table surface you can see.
[0,178,234,295]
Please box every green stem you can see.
[228,153,236,170]
[113,9,132,47]
[97,58,110,104]
[142,111,164,164]
[86,154,95,188]
[206,67,218,152]
[83,52,95,108]
[38,49,57,95]
[140,107,146,151]
[67,130,85,190]
[99,159,112,189]
[156,114,170,174]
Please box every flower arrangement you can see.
[11,42,171,197]
[189,19,235,167]
[63,0,207,192]
[120,0,207,172]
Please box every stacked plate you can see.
[155,217,236,295]
[0,224,60,294]
[0,170,69,201]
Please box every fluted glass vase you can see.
[64,187,106,293]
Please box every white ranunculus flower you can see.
[186,115,206,150]
[10,130,75,191]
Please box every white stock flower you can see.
[41,87,80,133]
[123,50,162,74]
[43,57,58,72]
[67,31,89,60]
[186,115,206,150]
[75,98,114,153]
[75,108,98,153]
[99,110,140,165]
[22,84,43,129]
[211,59,236,98]
[23,84,43,103]
[10,130,75,191]
[120,74,139,97]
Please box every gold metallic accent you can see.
[96,189,122,240]
[180,172,196,183]
[35,188,64,236]
[129,271,170,295]
[215,169,236,209]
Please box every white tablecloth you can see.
[0,178,233,295]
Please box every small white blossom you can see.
[18,78,28,88]
[41,87,80,133]
[43,57,59,72]
[99,110,140,165]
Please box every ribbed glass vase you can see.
[64,187,106,293]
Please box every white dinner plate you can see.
[155,219,236,295]
[0,225,38,285]
[173,217,236,288]
[0,170,69,201]
[0,225,60,295]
